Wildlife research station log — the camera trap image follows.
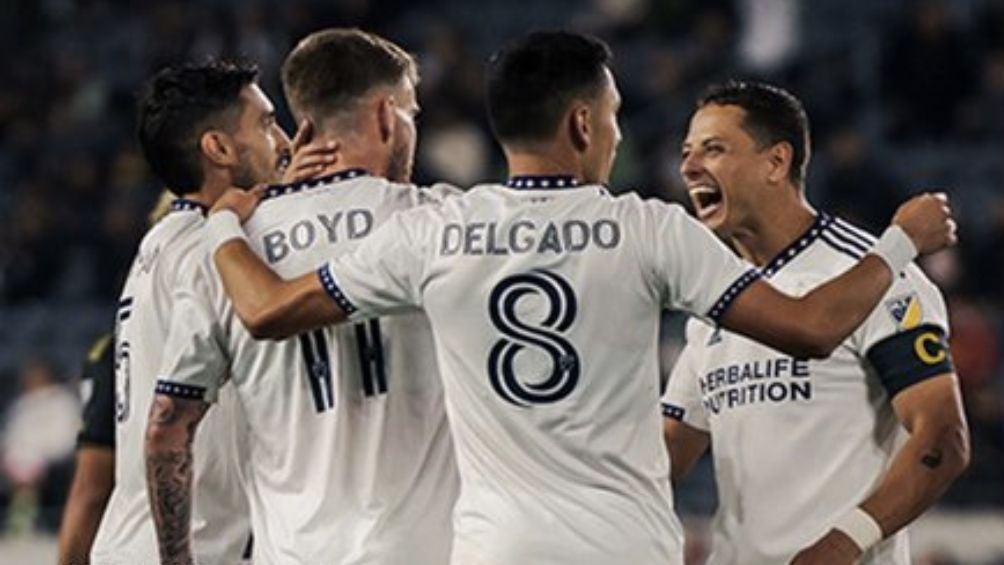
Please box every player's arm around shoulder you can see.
[145,393,211,565]
[206,188,347,339]
[720,193,957,359]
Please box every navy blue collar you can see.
[170,198,208,215]
[505,175,579,190]
[760,212,833,278]
[263,168,370,201]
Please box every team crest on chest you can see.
[885,293,922,330]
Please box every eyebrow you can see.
[682,136,724,149]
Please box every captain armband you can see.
[866,324,954,398]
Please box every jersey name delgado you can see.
[439,218,622,256]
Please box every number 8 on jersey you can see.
[487,270,580,407]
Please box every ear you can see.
[766,141,794,184]
[377,96,396,145]
[568,103,591,152]
[199,130,237,168]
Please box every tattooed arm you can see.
[145,394,210,565]
[791,373,969,564]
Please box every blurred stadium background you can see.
[1,0,1003,563]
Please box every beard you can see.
[384,135,414,183]
[232,143,277,189]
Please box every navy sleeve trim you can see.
[318,265,358,315]
[155,380,208,401]
[866,324,954,399]
[707,268,762,323]
[820,230,864,259]
[662,402,686,421]
[823,224,869,256]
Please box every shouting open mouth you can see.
[689,184,725,222]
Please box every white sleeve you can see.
[851,263,950,353]
[155,261,229,403]
[641,200,758,322]
[661,322,710,431]
[319,208,430,321]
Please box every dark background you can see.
[0,0,1001,561]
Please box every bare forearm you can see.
[663,420,709,484]
[213,240,287,332]
[58,494,109,564]
[722,255,894,359]
[213,240,345,339]
[860,423,969,537]
[57,449,114,565]
[794,254,893,355]
[791,425,967,564]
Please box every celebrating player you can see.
[662,81,969,565]
[147,29,459,564]
[90,60,292,565]
[204,32,955,564]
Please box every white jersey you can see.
[156,170,459,565]
[662,213,950,565]
[91,200,250,565]
[321,177,758,565]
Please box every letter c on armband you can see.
[914,331,947,365]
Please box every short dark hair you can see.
[137,60,258,195]
[486,31,613,146]
[282,28,418,124]
[698,80,810,185]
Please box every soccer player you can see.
[58,191,176,565]
[147,29,458,564]
[661,81,969,565]
[89,60,292,565]
[57,334,114,564]
[204,32,956,564]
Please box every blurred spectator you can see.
[418,112,492,186]
[880,1,979,141]
[818,127,902,233]
[1,358,79,533]
[737,0,799,72]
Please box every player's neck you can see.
[731,198,817,268]
[188,167,249,207]
[183,183,224,208]
[309,131,386,181]
[505,147,583,182]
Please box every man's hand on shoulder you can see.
[279,119,341,184]
[210,186,265,224]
